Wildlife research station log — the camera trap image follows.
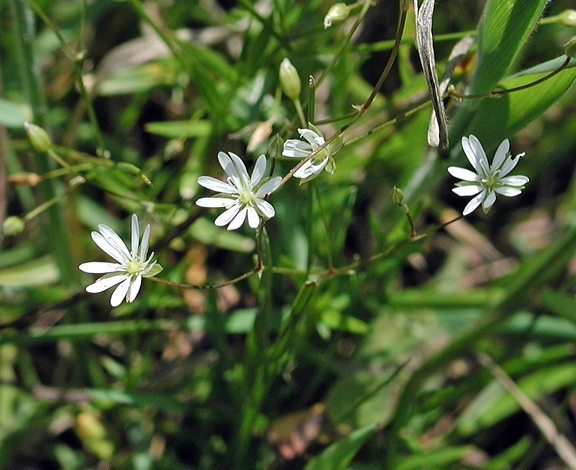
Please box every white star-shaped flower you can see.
[79,214,163,307]
[282,128,337,183]
[196,152,282,230]
[448,135,529,216]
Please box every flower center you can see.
[126,259,142,275]
[311,148,328,165]
[238,188,255,205]
[483,173,499,189]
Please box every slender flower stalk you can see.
[448,135,529,215]
[196,152,282,230]
[79,215,163,307]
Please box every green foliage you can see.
[2,0,576,469]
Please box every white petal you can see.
[468,135,490,175]
[500,153,525,177]
[140,224,150,260]
[247,207,260,228]
[97,224,131,260]
[462,190,485,216]
[492,139,510,171]
[298,128,324,147]
[110,277,131,307]
[214,204,241,227]
[256,177,282,196]
[495,186,522,197]
[483,190,496,210]
[217,152,241,188]
[293,160,314,178]
[448,166,480,182]
[500,175,529,186]
[131,214,139,257]
[127,275,142,303]
[452,185,483,196]
[92,231,129,264]
[228,152,251,187]
[250,155,267,187]
[461,136,481,174]
[294,157,328,179]
[227,207,248,230]
[282,139,312,158]
[85,273,127,293]
[197,176,237,194]
[79,262,123,274]
[255,199,275,219]
[196,197,236,208]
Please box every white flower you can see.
[448,135,529,216]
[79,215,163,307]
[282,128,337,183]
[196,152,282,230]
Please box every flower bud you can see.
[279,58,301,101]
[559,10,576,29]
[324,3,350,28]
[23,122,51,152]
[3,216,25,236]
[391,187,404,205]
[564,36,576,59]
[267,134,284,160]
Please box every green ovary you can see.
[311,149,328,165]
[126,260,142,275]
[483,174,498,189]
[238,189,255,205]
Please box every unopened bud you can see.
[559,10,576,29]
[23,122,51,152]
[279,58,301,101]
[267,134,284,160]
[564,36,576,59]
[3,216,25,236]
[324,3,350,28]
[391,187,404,205]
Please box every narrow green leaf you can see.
[395,446,475,470]
[449,0,550,143]
[457,362,576,436]
[0,99,32,128]
[303,424,376,470]
[465,65,576,152]
[471,0,549,94]
[85,388,186,413]
[0,256,59,286]
[145,120,212,138]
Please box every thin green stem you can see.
[27,0,108,157]
[278,9,408,189]
[385,220,576,468]
[237,0,291,51]
[9,0,77,285]
[313,183,334,270]
[149,268,259,290]
[294,99,307,128]
[22,178,84,223]
[316,0,373,87]
[451,56,571,100]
